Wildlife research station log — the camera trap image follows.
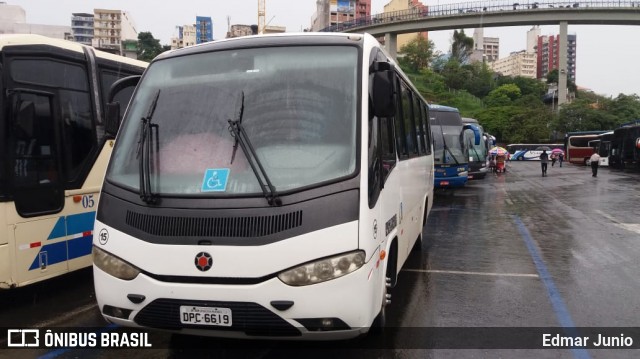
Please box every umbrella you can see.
[489,146,508,156]
[535,146,552,151]
[551,148,564,155]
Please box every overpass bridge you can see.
[320,0,640,105]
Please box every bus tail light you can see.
[278,251,365,286]
[93,246,141,280]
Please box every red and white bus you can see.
[565,131,609,165]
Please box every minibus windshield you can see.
[107,45,358,196]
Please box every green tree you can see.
[399,34,436,73]
[451,29,474,64]
[484,84,521,107]
[137,32,164,62]
[604,94,640,124]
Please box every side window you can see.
[380,117,396,179]
[399,82,417,156]
[394,78,408,160]
[422,105,432,154]
[414,96,426,155]
[12,58,95,186]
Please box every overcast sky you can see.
[11,0,640,98]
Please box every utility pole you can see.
[258,0,266,34]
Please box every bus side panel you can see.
[13,216,68,286]
[1,202,11,288]
[397,158,429,263]
[67,141,114,272]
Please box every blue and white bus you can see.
[93,33,434,339]
[462,117,491,180]
[430,106,480,187]
[507,143,564,161]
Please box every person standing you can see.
[539,150,549,177]
[590,150,601,177]
[559,152,564,167]
[551,153,557,167]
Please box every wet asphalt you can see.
[1,160,639,358]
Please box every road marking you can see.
[595,210,640,235]
[403,269,539,278]
[513,215,591,359]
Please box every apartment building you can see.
[92,9,137,54]
[382,0,428,53]
[311,0,371,32]
[196,16,213,44]
[470,28,499,63]
[491,50,537,79]
[171,25,196,50]
[71,13,94,46]
[536,34,577,82]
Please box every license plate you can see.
[440,181,450,186]
[468,175,474,179]
[179,306,232,327]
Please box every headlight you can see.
[278,251,366,286]
[93,246,140,280]
[458,171,469,177]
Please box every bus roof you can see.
[429,104,459,112]
[565,130,610,137]
[0,34,148,69]
[155,32,368,61]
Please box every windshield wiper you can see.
[227,92,282,206]
[435,116,460,166]
[137,89,160,204]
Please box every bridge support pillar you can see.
[385,33,397,60]
[558,21,568,110]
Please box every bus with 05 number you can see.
[0,34,147,289]
[92,33,434,339]
[430,106,480,187]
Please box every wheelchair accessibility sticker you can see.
[201,169,230,192]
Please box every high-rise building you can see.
[311,0,371,32]
[92,9,137,54]
[196,16,213,44]
[171,25,197,50]
[536,34,577,82]
[491,50,537,79]
[382,0,428,53]
[71,13,94,46]
[470,28,499,63]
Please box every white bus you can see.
[0,35,147,288]
[93,33,434,339]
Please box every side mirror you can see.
[105,102,121,137]
[371,61,396,118]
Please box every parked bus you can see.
[462,117,490,180]
[430,106,480,187]
[587,131,614,167]
[0,35,147,289]
[93,33,434,339]
[506,143,563,161]
[610,124,640,171]
[565,131,611,165]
